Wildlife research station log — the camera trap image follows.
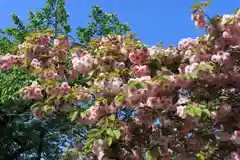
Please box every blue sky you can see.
[0,0,239,46]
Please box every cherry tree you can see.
[0,1,240,160]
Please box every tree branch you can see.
[36,130,46,160]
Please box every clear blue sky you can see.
[0,0,239,46]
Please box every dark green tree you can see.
[76,5,131,45]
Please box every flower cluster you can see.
[22,82,43,100]
[0,55,23,70]
[191,8,208,28]
[72,53,94,75]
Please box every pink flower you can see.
[119,47,129,61]
[211,51,230,64]
[72,54,94,74]
[31,59,41,68]
[178,38,198,51]
[39,36,50,45]
[41,70,60,81]
[0,55,22,70]
[106,78,123,94]
[114,62,125,69]
[148,46,162,56]
[23,82,43,100]
[92,139,107,160]
[77,103,108,125]
[129,48,149,64]
[234,130,240,137]
[54,39,60,47]
[231,131,240,145]
[32,108,43,119]
[72,50,88,58]
[184,62,199,73]
[223,31,233,39]
[132,65,150,77]
[191,9,207,28]
[230,152,240,160]
[195,20,207,28]
[54,38,70,48]
[176,105,187,119]
[0,55,14,70]
[60,82,71,94]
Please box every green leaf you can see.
[113,129,121,139]
[115,94,125,103]
[233,8,240,14]
[84,138,94,149]
[127,80,138,88]
[184,107,195,117]
[185,104,203,117]
[199,104,207,108]
[193,106,202,117]
[152,76,169,82]
[108,114,116,121]
[137,82,147,89]
[219,96,228,100]
[63,25,72,33]
[196,151,206,160]
[147,150,153,160]
[30,102,42,109]
[106,128,115,137]
[191,72,198,79]
[43,105,53,113]
[155,41,164,47]
[88,129,102,138]
[200,0,213,7]
[96,97,107,104]
[227,17,234,24]
[147,148,158,160]
[107,137,113,146]
[197,62,214,72]
[191,2,200,11]
[80,110,88,118]
[70,111,79,121]
[202,108,211,117]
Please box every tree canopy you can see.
[1,0,240,160]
